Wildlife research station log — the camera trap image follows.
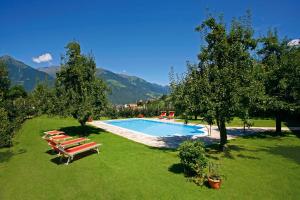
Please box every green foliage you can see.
[103,105,119,119]
[258,30,300,132]
[178,140,208,178]
[208,162,224,181]
[56,41,108,126]
[7,85,27,100]
[0,61,10,99]
[31,84,57,115]
[171,12,265,149]
[196,13,264,148]
[0,62,33,147]
[0,107,12,147]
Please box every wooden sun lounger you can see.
[42,130,65,140]
[49,134,72,142]
[47,137,90,152]
[167,111,175,119]
[60,138,89,148]
[159,111,167,119]
[44,130,65,136]
[58,142,101,165]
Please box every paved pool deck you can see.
[88,119,300,148]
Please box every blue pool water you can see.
[104,119,206,137]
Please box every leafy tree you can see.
[31,83,57,115]
[0,62,12,147]
[0,61,10,100]
[194,13,263,149]
[56,41,108,126]
[169,73,189,121]
[7,85,27,100]
[0,63,32,147]
[0,107,12,147]
[258,30,300,132]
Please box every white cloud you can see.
[288,39,300,47]
[32,53,53,63]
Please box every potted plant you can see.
[207,162,223,189]
[87,116,93,122]
[137,114,144,118]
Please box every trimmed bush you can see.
[178,140,208,177]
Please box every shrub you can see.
[208,162,224,181]
[178,140,208,177]
[0,107,12,147]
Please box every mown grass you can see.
[0,116,299,199]
[175,117,300,127]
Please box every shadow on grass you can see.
[0,150,14,163]
[236,154,260,160]
[149,135,220,151]
[168,163,184,174]
[45,149,57,155]
[261,145,300,164]
[241,131,291,139]
[206,143,261,160]
[147,146,178,153]
[284,118,300,128]
[0,148,27,163]
[59,125,105,137]
[50,150,99,165]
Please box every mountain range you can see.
[0,55,169,104]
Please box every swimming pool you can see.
[104,119,206,137]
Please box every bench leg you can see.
[66,157,71,165]
[96,147,99,154]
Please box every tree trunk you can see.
[218,118,227,151]
[79,120,86,127]
[194,115,197,120]
[275,113,282,133]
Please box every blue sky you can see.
[0,0,298,85]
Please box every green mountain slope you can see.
[38,66,169,104]
[96,68,169,104]
[0,55,54,91]
[0,55,169,104]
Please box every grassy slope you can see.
[175,117,299,127]
[0,116,299,199]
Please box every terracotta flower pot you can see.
[137,114,144,118]
[208,177,222,189]
[87,116,93,122]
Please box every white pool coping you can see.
[88,118,208,148]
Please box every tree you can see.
[0,62,12,147]
[0,62,34,147]
[258,30,300,132]
[169,67,190,122]
[0,61,10,100]
[56,41,108,126]
[32,83,56,115]
[0,107,12,147]
[7,85,27,100]
[195,13,263,149]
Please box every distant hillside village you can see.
[119,99,155,110]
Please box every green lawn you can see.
[0,116,299,199]
[175,117,300,127]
